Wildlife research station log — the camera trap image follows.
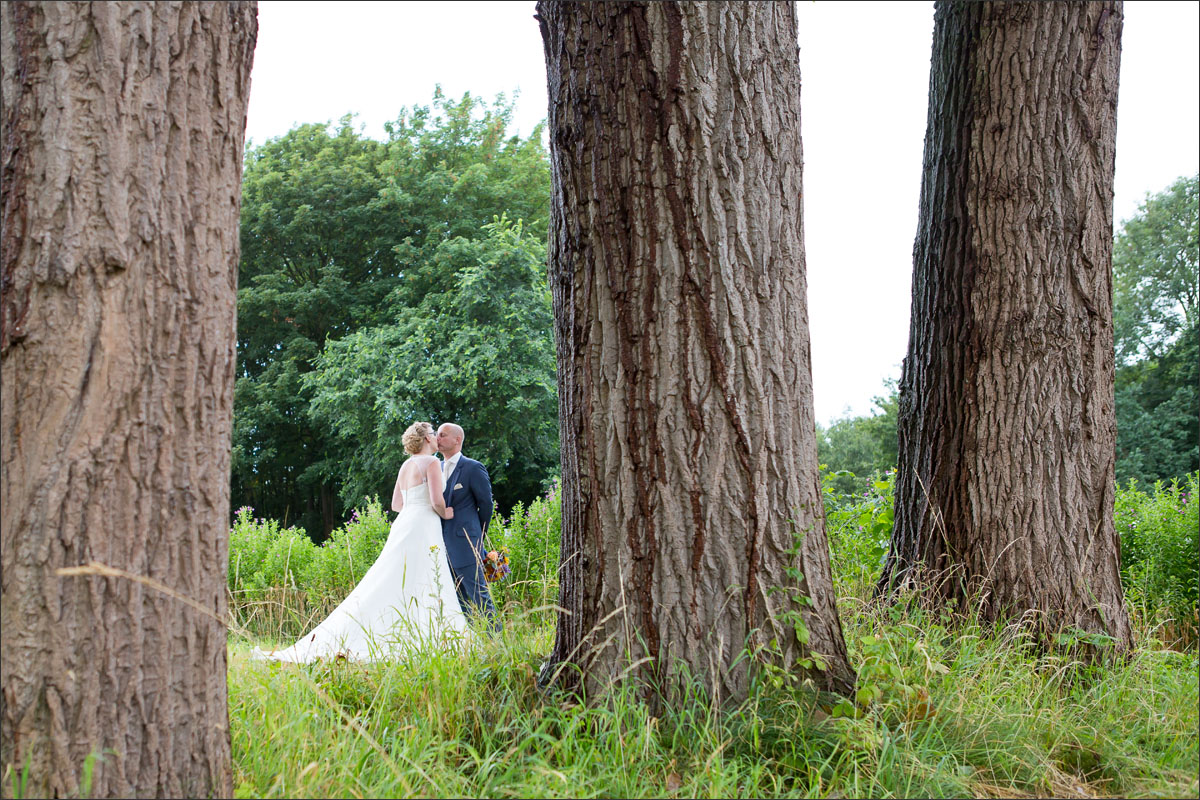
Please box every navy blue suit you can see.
[441,455,499,629]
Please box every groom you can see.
[436,423,500,631]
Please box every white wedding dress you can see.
[253,481,468,663]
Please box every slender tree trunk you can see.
[1,3,257,796]
[537,0,854,704]
[881,1,1132,649]
[321,481,336,539]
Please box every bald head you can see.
[436,423,464,457]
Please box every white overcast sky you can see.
[246,0,1200,425]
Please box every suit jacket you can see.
[440,455,493,570]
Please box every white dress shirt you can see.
[442,452,462,482]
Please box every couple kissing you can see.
[254,421,499,664]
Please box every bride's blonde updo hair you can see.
[402,421,435,455]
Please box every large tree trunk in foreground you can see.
[1,2,257,795]
[537,0,854,704]
[881,0,1132,649]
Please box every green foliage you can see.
[235,118,398,539]
[228,499,392,638]
[486,480,562,608]
[1115,473,1199,638]
[304,216,558,511]
[1113,174,1200,487]
[229,506,318,599]
[1115,321,1199,485]
[226,584,1199,799]
[228,466,1199,647]
[223,468,1200,797]
[836,626,944,727]
[819,466,1200,645]
[762,524,824,672]
[816,381,898,495]
[822,467,895,598]
[227,493,561,640]
[234,90,553,538]
[304,501,393,601]
[1113,174,1198,365]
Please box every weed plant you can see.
[1115,472,1199,645]
[486,480,562,609]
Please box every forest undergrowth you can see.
[227,595,1197,798]
[224,475,1199,799]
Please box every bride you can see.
[253,421,469,662]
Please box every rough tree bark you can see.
[537,0,855,704]
[1,2,257,796]
[880,0,1133,649]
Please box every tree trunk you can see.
[881,0,1133,649]
[537,0,854,704]
[321,481,336,539]
[1,3,256,796]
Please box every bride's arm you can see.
[425,458,453,519]
[391,467,405,513]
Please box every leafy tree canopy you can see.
[1113,175,1199,487]
[817,381,899,496]
[304,217,558,513]
[1113,174,1198,365]
[234,90,553,538]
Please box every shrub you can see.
[227,499,390,638]
[227,507,317,635]
[1115,472,1199,641]
[821,467,895,597]
[487,479,562,608]
[228,506,316,602]
[228,472,1199,646]
[226,492,564,637]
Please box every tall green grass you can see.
[228,501,394,639]
[229,595,1197,798]
[226,473,1199,798]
